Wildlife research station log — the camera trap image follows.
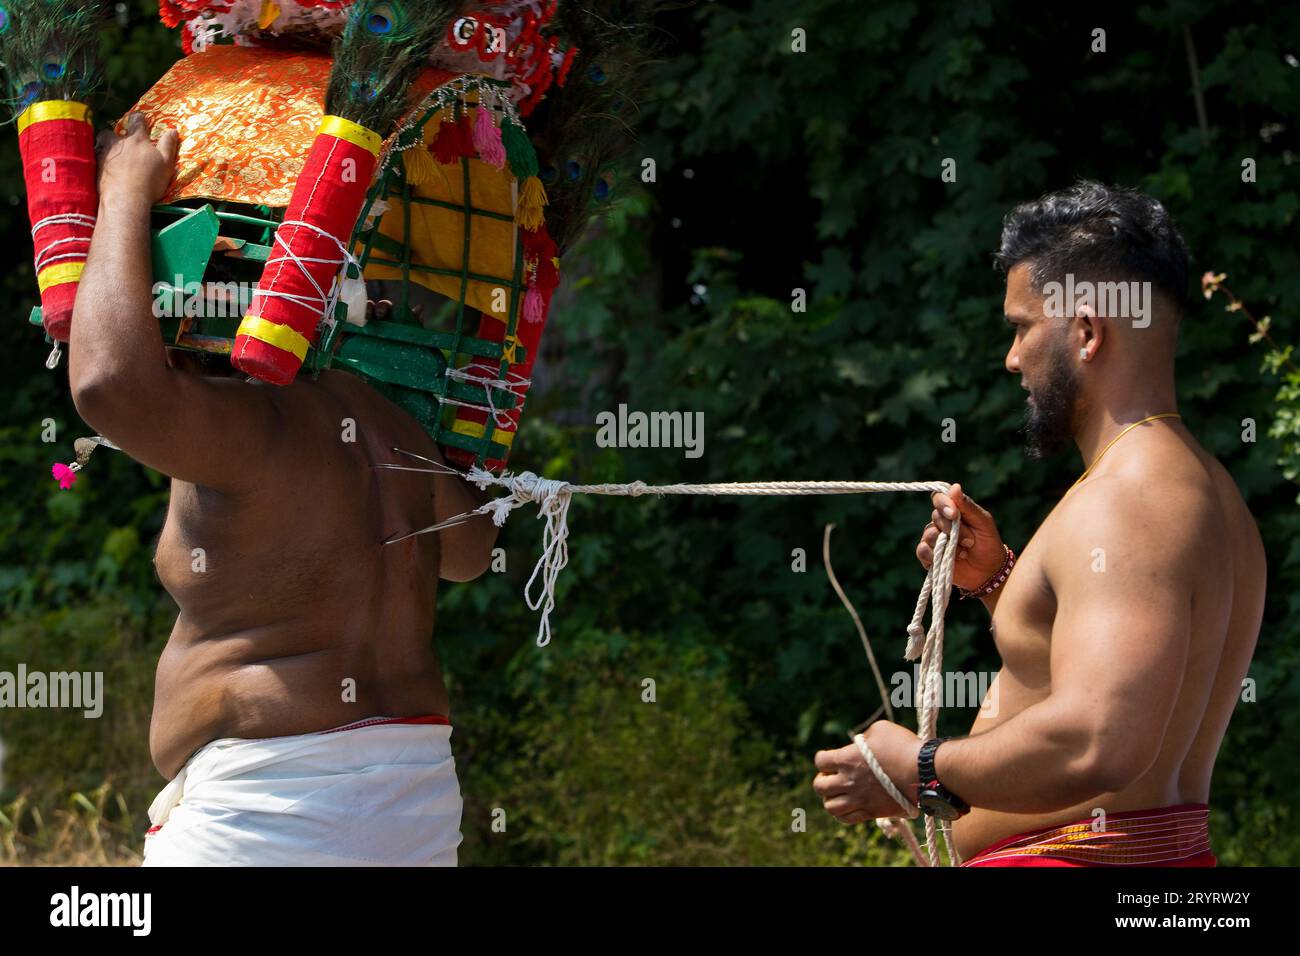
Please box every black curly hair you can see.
[994,181,1192,318]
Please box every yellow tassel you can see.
[257,0,280,29]
[404,146,435,187]
[516,176,548,231]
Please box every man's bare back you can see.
[66,112,498,864]
[148,368,476,778]
[951,420,1265,859]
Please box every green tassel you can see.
[501,119,538,180]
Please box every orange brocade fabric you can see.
[127,45,461,208]
[129,46,334,207]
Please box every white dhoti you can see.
[142,716,462,866]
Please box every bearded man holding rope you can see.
[812,182,1266,867]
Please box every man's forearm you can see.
[934,698,1124,813]
[978,588,1002,618]
[69,191,166,394]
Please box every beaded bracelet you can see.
[958,544,1016,600]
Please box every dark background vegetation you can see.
[1,0,1297,865]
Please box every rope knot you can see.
[475,469,575,648]
[465,465,497,491]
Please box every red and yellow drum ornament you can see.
[231,114,382,385]
[16,98,97,344]
[231,0,457,384]
[0,0,104,349]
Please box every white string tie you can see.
[251,219,359,334]
[31,213,96,273]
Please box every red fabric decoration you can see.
[231,127,377,385]
[453,111,475,155]
[517,68,554,117]
[522,224,560,296]
[18,103,98,342]
[535,255,559,292]
[430,115,462,165]
[556,46,578,87]
[429,109,478,166]
[520,224,554,259]
[158,0,224,28]
[446,227,566,470]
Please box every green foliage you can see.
[0,594,170,862]
[1270,368,1300,486]
[456,636,896,866]
[0,1,175,621]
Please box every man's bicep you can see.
[1045,501,1194,768]
[78,368,280,491]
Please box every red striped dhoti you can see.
[961,804,1217,867]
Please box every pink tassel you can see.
[523,283,546,323]
[473,103,507,169]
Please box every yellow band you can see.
[452,418,516,449]
[37,261,85,292]
[236,315,311,362]
[17,100,93,136]
[319,115,381,157]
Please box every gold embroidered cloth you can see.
[126,46,336,207]
[125,45,518,316]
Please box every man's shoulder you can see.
[298,369,433,437]
[258,368,439,473]
[1043,467,1213,581]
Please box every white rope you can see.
[31,213,96,273]
[250,219,358,332]
[464,466,965,863]
[375,449,967,866]
[441,367,532,428]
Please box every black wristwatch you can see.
[917,737,970,820]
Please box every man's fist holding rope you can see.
[815,484,1006,825]
[917,483,1006,592]
[814,721,924,823]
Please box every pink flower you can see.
[51,463,78,490]
[1201,271,1226,300]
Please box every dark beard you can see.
[1020,343,1079,460]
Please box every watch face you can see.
[919,789,961,821]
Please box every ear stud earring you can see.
[1079,348,1088,360]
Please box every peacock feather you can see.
[324,0,456,135]
[0,0,104,121]
[531,0,670,256]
